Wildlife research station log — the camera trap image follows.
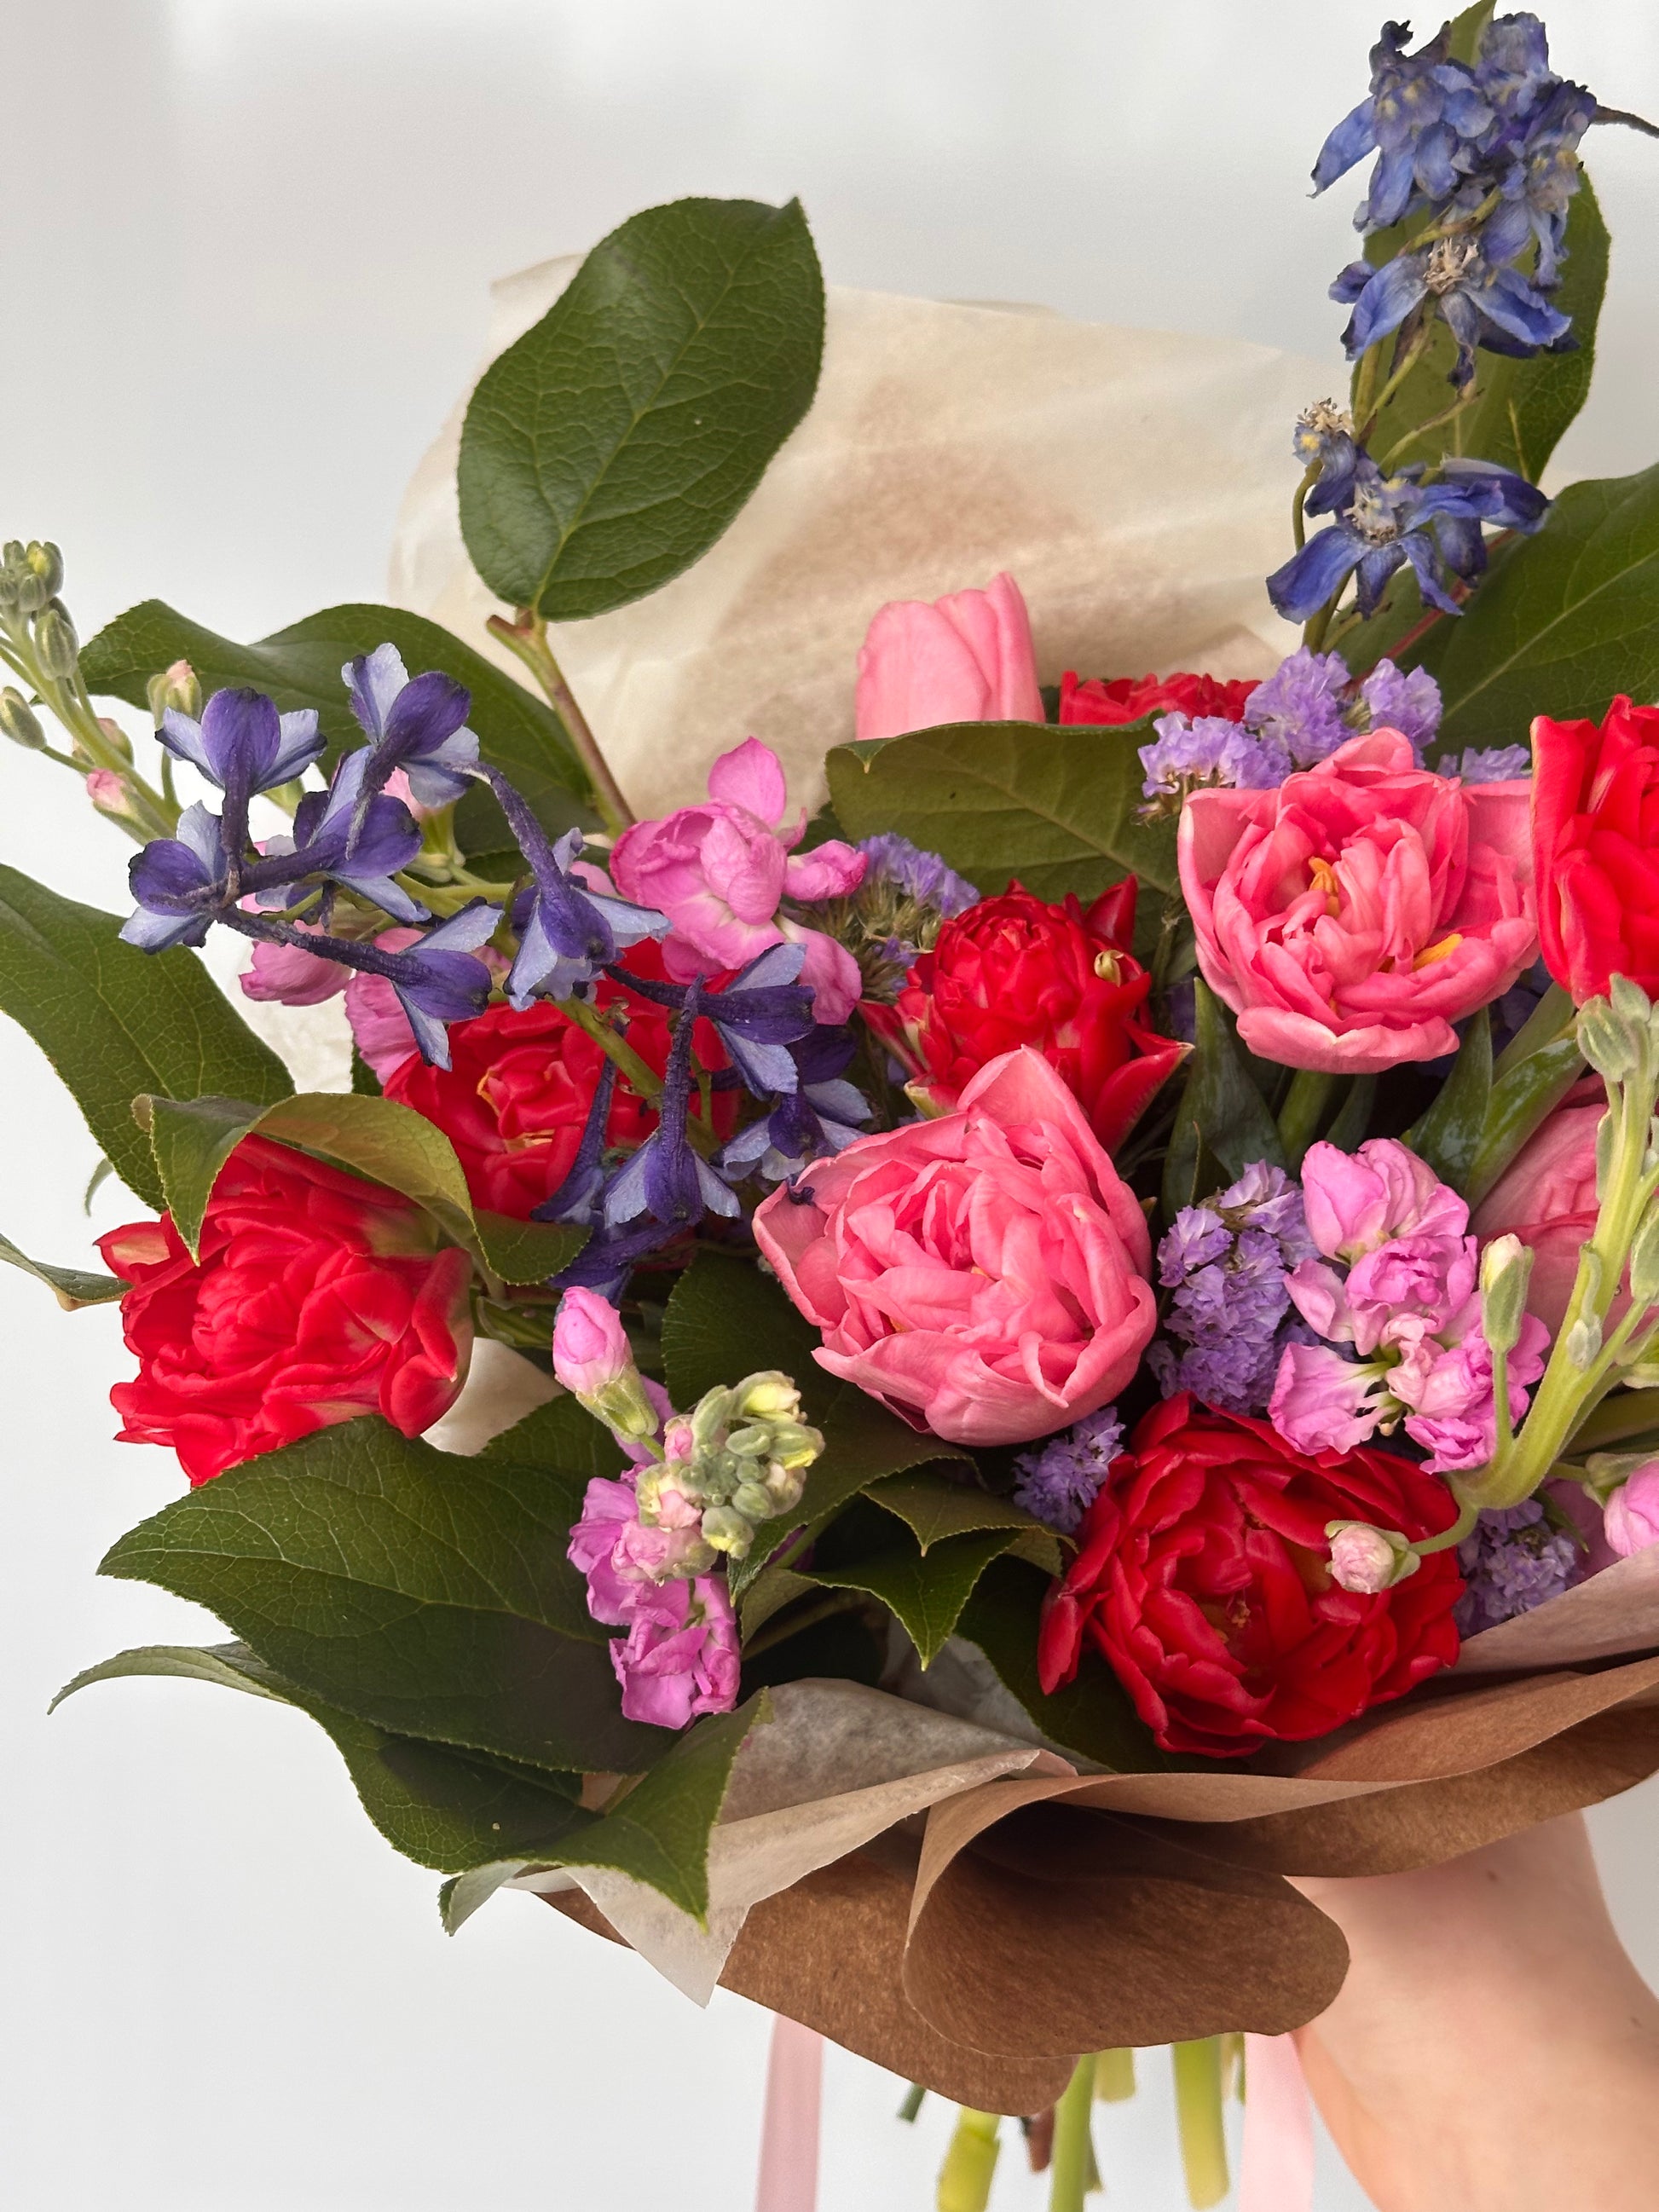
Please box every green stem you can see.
[1381,384,1478,471]
[1048,2059,1096,2212]
[1359,324,1434,442]
[1290,462,1318,552]
[896,2083,926,2123]
[486,609,633,837]
[937,2109,1000,2212]
[1093,2047,1136,2104]
[1277,1067,1337,1170]
[1171,2040,1229,2210]
[561,991,664,1100]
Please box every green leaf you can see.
[0,865,292,1211]
[1421,463,1659,743]
[662,1249,830,1421]
[79,598,594,847]
[458,197,824,621]
[956,1556,1172,1771]
[825,720,1176,906]
[1465,987,1585,1208]
[1406,1005,1492,1193]
[99,1417,667,1776]
[476,1392,627,1476]
[136,1089,584,1279]
[55,1638,760,1920]
[865,1470,1043,1552]
[801,1523,1015,1667]
[1161,979,1286,1222]
[0,1228,127,1308]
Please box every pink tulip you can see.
[1604,1464,1659,1558]
[610,737,866,1023]
[854,571,1044,742]
[1471,1093,1606,1335]
[240,926,350,1008]
[1178,731,1537,1072]
[753,1047,1156,1447]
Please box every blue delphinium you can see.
[1012,1406,1124,1535]
[1148,1164,1317,1415]
[484,768,667,1006]
[344,643,480,810]
[718,1023,872,1186]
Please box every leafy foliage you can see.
[458,198,824,621]
[801,1511,1017,1667]
[1161,979,1285,1221]
[0,1228,127,1308]
[661,1249,829,1420]
[0,865,291,1211]
[825,721,1176,906]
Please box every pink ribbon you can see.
[754,2014,824,2212]
[1240,2033,1315,2212]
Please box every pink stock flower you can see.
[1390,1320,1547,1474]
[1269,1342,1391,1454]
[1178,731,1537,1072]
[609,737,866,1023]
[552,1287,631,1401]
[85,767,133,817]
[752,1047,1156,1447]
[854,571,1043,742]
[1471,1091,1608,1335]
[240,924,350,1008]
[609,1574,740,1729]
[1300,1137,1469,1262]
[1604,1465,1659,1558]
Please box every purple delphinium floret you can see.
[1456,1500,1581,1634]
[857,833,979,919]
[1152,1164,1316,1415]
[1012,1406,1124,1535]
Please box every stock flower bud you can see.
[737,1372,801,1420]
[1478,1233,1535,1352]
[551,1288,659,1441]
[1565,1314,1604,1369]
[1326,1520,1422,1593]
[0,687,45,749]
[146,658,204,725]
[33,601,79,678]
[84,769,134,817]
[1578,998,1639,1083]
[25,540,63,595]
[730,1480,774,1522]
[1604,1463,1659,1557]
[699,1505,753,1556]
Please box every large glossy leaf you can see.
[475,1393,628,1478]
[99,1417,665,1776]
[801,1522,1016,1667]
[1161,979,1286,1222]
[956,1556,1172,1771]
[55,1640,761,1920]
[661,1248,830,1421]
[137,1089,583,1280]
[1419,465,1659,744]
[458,198,824,621]
[0,864,291,1210]
[826,722,1175,907]
[0,1227,127,1308]
[1406,1006,1492,1193]
[79,598,594,850]
[865,1470,1043,1552]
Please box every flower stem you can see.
[1171,2040,1229,2209]
[1093,2047,1136,2103]
[1290,461,1319,552]
[1277,1066,1336,1170]
[1048,2058,1096,2212]
[937,2109,1001,2212]
[561,992,663,1100]
[485,609,634,837]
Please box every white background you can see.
[4,4,1659,2206]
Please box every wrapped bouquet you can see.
[9,8,1659,2207]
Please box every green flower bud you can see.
[1581,998,1639,1083]
[730,1481,774,1522]
[725,1423,772,1458]
[1565,1314,1604,1369]
[24,540,63,596]
[736,1372,801,1420]
[761,1462,808,1514]
[767,1421,824,1470]
[0,687,45,749]
[145,657,202,725]
[1479,1233,1534,1354]
[1631,1210,1659,1310]
[699,1505,753,1557]
[33,601,78,679]
[1610,973,1653,1030]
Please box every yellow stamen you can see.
[1093,947,1126,983]
[1413,932,1464,970]
[1308,855,1342,915]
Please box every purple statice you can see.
[1150,1164,1317,1415]
[1449,743,1532,782]
[1456,1500,1581,1634]
[1240,648,1350,768]
[857,833,978,920]
[1138,713,1291,811]
[1013,1406,1124,1535]
[1356,660,1443,758]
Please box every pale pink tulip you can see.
[854,571,1043,742]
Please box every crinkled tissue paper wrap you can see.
[427,1343,1659,2112]
[230,257,1659,2099]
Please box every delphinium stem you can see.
[486,609,635,838]
[936,2108,1000,2212]
[1171,2039,1229,2209]
[1048,2058,1096,2212]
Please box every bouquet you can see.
[9,9,1659,2207]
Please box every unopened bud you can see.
[24,540,63,596]
[0,687,45,748]
[730,1481,774,1522]
[33,602,78,678]
[1565,1314,1604,1369]
[84,769,134,817]
[1326,1521,1421,1593]
[1610,973,1653,1030]
[146,657,202,725]
[1580,999,1639,1083]
[737,1372,801,1421]
[1479,1233,1534,1354]
[699,1505,753,1558]
[1631,1210,1659,1310]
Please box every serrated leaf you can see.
[1406,1005,1492,1194]
[459,198,824,621]
[801,1525,1014,1668]
[0,864,292,1211]
[865,1470,1043,1552]
[825,720,1175,906]
[136,1089,585,1279]
[661,1248,830,1421]
[99,1417,665,1775]
[956,1556,1173,1771]
[0,1228,127,1309]
[1161,979,1285,1222]
[79,598,593,852]
[476,1392,627,1476]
